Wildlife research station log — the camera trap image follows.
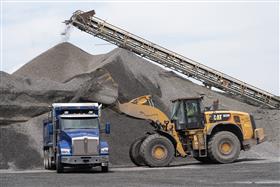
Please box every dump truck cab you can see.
[43,103,110,173]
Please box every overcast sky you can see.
[1,1,279,95]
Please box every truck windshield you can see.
[61,118,99,130]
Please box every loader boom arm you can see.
[117,95,187,157]
[117,95,170,128]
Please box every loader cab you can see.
[171,97,204,131]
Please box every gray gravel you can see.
[1,42,279,170]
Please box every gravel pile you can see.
[0,68,118,125]
[0,42,279,169]
[14,42,94,82]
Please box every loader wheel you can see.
[129,136,147,166]
[140,134,174,167]
[208,131,240,164]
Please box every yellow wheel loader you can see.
[117,95,265,167]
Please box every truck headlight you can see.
[101,147,109,154]
[61,148,71,155]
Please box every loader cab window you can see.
[186,102,198,123]
[171,101,187,131]
[171,99,204,130]
[184,99,204,129]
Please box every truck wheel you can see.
[208,131,240,164]
[56,155,64,173]
[193,156,212,164]
[140,134,174,167]
[101,165,109,172]
[47,153,52,170]
[43,150,48,169]
[46,150,52,169]
[129,136,147,166]
[48,148,55,170]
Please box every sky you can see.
[1,1,279,95]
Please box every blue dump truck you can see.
[43,103,110,173]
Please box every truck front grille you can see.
[72,137,99,156]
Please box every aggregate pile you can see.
[0,42,279,169]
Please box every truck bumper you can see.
[61,155,109,165]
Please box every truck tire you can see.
[140,134,174,167]
[208,131,241,164]
[101,165,109,172]
[56,154,64,173]
[48,149,55,170]
[129,136,147,166]
[43,150,48,169]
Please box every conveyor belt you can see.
[66,10,280,109]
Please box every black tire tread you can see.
[129,136,147,166]
[140,134,174,167]
[208,131,240,164]
[101,166,109,172]
[56,155,64,173]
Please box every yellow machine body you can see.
[117,95,265,158]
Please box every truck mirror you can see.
[98,104,102,117]
[105,122,110,134]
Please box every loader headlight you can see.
[101,147,109,154]
[61,148,71,155]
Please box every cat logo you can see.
[213,114,222,121]
[210,113,231,122]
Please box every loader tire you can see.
[208,131,240,164]
[129,136,147,166]
[140,134,174,167]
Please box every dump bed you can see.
[43,119,53,149]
